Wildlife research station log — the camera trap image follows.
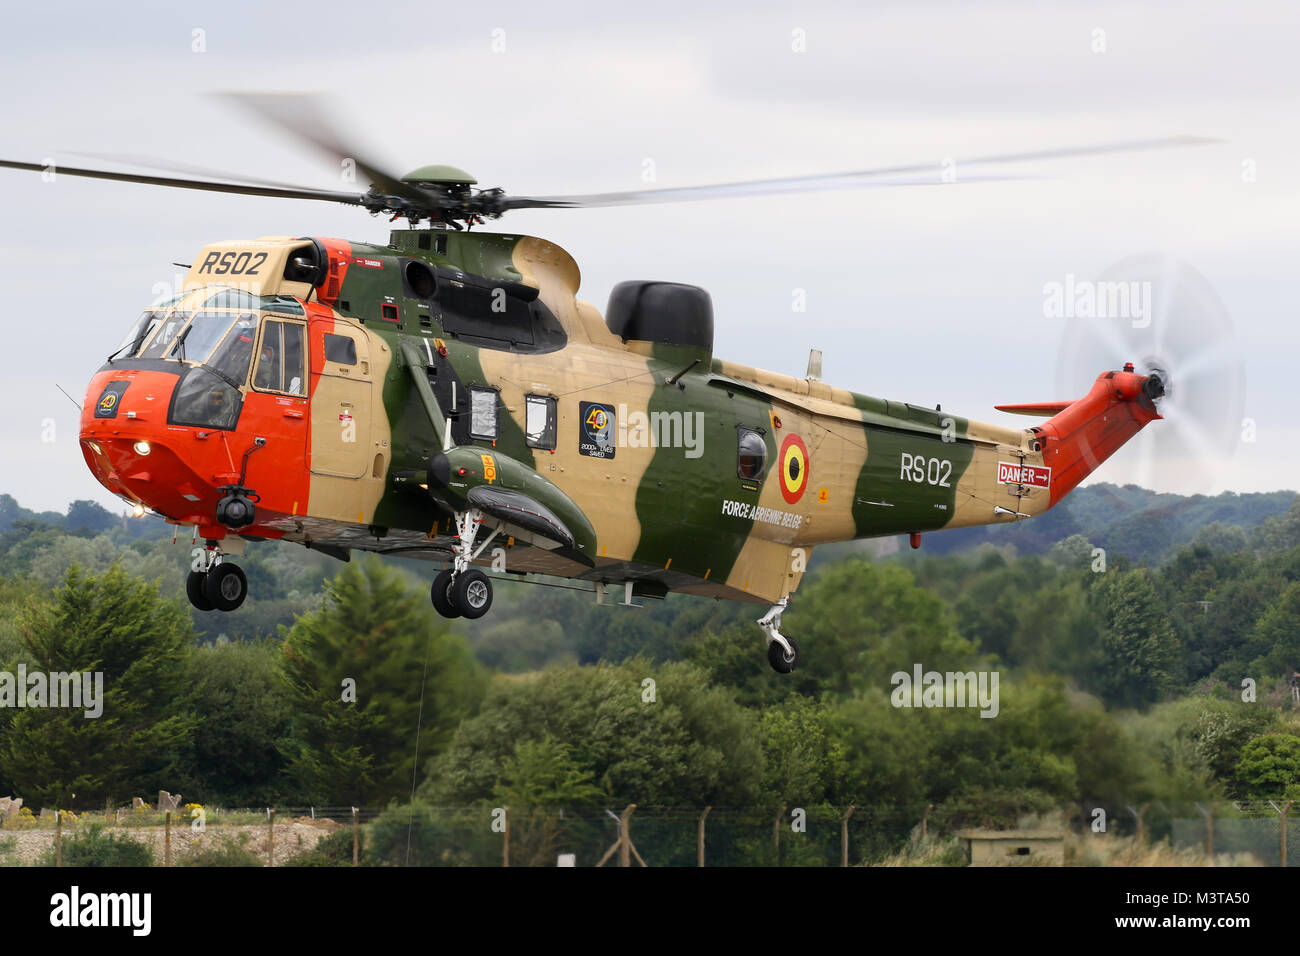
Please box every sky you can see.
[0,0,1296,513]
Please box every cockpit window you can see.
[138,312,192,359]
[167,311,239,364]
[109,310,163,362]
[207,314,259,384]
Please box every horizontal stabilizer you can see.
[994,401,1072,417]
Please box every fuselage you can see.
[79,229,1152,606]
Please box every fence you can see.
[1,800,1295,866]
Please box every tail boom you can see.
[1031,366,1163,507]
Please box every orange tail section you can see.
[1004,364,1164,507]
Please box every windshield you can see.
[167,311,240,364]
[138,312,192,359]
[109,287,304,370]
[207,313,260,384]
[108,310,165,362]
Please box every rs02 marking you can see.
[899,453,951,487]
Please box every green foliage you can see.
[1244,582,1300,678]
[492,736,603,807]
[426,659,763,807]
[1090,568,1182,708]
[179,641,292,806]
[182,832,261,866]
[279,557,487,805]
[787,559,983,697]
[0,484,1297,861]
[284,827,356,867]
[40,825,154,867]
[758,695,847,808]
[1236,734,1300,799]
[364,802,501,867]
[1,564,197,807]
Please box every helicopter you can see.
[0,96,1211,671]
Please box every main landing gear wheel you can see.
[767,635,800,673]
[186,570,214,611]
[204,563,248,612]
[758,598,799,673]
[431,569,461,619]
[452,568,493,620]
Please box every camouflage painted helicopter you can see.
[0,98,1210,671]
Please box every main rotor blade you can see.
[506,135,1221,209]
[68,151,316,192]
[0,158,367,205]
[217,92,433,208]
[504,172,1030,209]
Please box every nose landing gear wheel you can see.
[204,563,248,612]
[430,569,461,619]
[186,570,214,611]
[451,568,493,620]
[767,635,800,673]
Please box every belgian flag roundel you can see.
[778,434,810,504]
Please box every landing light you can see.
[132,503,145,518]
[133,441,151,456]
[86,441,102,455]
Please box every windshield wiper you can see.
[172,325,193,362]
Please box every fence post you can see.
[1195,802,1216,857]
[619,804,635,868]
[164,811,171,867]
[595,804,642,867]
[1284,802,1293,869]
[503,806,510,868]
[1270,800,1293,868]
[55,810,62,868]
[268,808,276,867]
[841,806,856,867]
[698,806,711,867]
[352,807,359,866]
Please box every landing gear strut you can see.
[758,597,799,673]
[429,510,496,620]
[185,543,248,612]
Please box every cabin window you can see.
[324,333,357,365]
[526,394,558,450]
[737,427,767,481]
[469,386,499,440]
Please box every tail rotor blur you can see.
[1052,254,1245,494]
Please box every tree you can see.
[1236,734,1300,799]
[491,736,604,866]
[425,658,764,808]
[1245,581,1300,677]
[758,695,847,809]
[279,558,486,805]
[787,560,983,698]
[1,564,197,808]
[65,500,118,536]
[179,641,293,806]
[1090,569,1182,708]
